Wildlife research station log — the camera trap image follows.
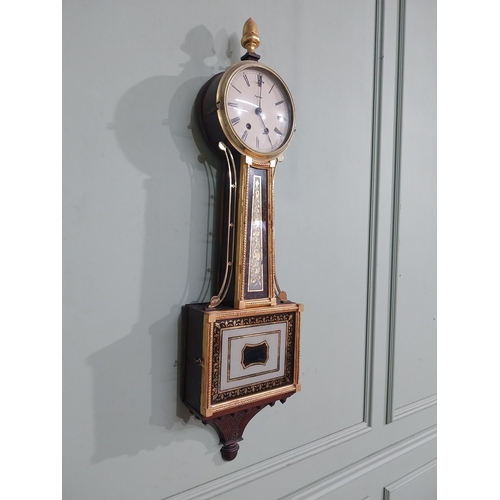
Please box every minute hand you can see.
[255,107,273,147]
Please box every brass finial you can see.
[241,18,260,53]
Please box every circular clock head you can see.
[217,62,296,159]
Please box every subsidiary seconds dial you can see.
[223,65,295,155]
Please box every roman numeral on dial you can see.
[275,100,284,106]
[242,130,248,141]
[274,127,283,136]
[231,116,241,125]
[243,73,250,87]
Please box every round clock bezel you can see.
[215,60,296,161]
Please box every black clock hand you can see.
[258,73,263,104]
[259,75,274,147]
[255,107,273,147]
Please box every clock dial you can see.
[224,67,293,154]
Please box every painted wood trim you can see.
[386,0,406,425]
[165,425,437,500]
[279,426,436,500]
[364,0,385,427]
[164,422,371,500]
[385,0,437,424]
[383,459,437,499]
[393,394,437,422]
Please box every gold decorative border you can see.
[208,385,297,415]
[234,158,251,307]
[294,304,303,387]
[234,158,276,309]
[241,340,270,369]
[225,331,280,382]
[247,174,264,293]
[211,312,295,404]
[215,60,296,162]
[226,328,281,382]
[207,302,299,321]
[267,159,276,304]
[200,303,302,417]
[225,327,281,380]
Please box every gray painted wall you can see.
[63,1,436,498]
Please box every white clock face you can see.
[224,67,293,154]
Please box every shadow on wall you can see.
[87,26,241,463]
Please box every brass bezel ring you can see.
[215,61,296,161]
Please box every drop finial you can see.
[241,18,260,55]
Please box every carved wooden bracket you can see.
[191,395,292,461]
[206,407,264,461]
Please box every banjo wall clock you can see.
[182,18,303,461]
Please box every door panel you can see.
[390,0,437,415]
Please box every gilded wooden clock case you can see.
[182,19,302,461]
